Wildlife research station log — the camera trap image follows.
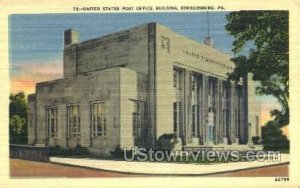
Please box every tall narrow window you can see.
[67,104,80,137]
[222,82,230,138]
[191,75,196,91]
[191,74,201,138]
[237,85,243,141]
[208,79,214,108]
[132,101,144,138]
[192,105,197,137]
[91,102,106,137]
[223,109,227,137]
[46,106,58,138]
[132,113,137,137]
[173,68,183,139]
[173,102,178,137]
[234,108,237,137]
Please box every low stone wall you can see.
[10,144,49,162]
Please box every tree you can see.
[225,11,289,128]
[9,115,27,144]
[10,91,27,119]
[261,121,289,151]
[9,92,28,144]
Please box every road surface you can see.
[10,159,288,177]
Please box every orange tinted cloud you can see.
[260,101,281,125]
[259,100,289,138]
[10,61,63,94]
[281,126,289,139]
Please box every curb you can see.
[49,160,290,176]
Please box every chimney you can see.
[64,29,79,46]
[203,36,214,47]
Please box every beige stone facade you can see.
[28,22,261,155]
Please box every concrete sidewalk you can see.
[50,154,289,176]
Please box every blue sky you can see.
[9,12,235,64]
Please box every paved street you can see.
[10,159,288,177]
[207,164,288,177]
[10,159,135,177]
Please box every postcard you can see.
[0,0,299,187]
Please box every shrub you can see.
[262,121,289,151]
[72,145,91,155]
[110,146,133,159]
[49,145,63,156]
[49,145,90,156]
[252,136,261,145]
[156,133,176,151]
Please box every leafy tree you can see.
[261,121,289,151]
[10,91,27,119]
[9,92,28,144]
[225,11,289,128]
[9,115,27,144]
